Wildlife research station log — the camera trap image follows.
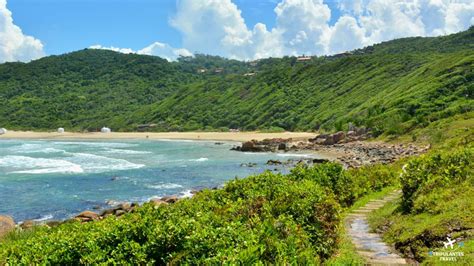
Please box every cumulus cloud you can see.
[0,0,45,63]
[15,0,472,62]
[168,0,474,59]
[89,42,192,61]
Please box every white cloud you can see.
[8,0,471,63]
[138,42,193,61]
[89,42,192,61]
[167,0,473,59]
[0,0,45,63]
[89,45,135,54]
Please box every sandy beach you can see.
[0,131,316,142]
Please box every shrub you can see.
[400,148,473,213]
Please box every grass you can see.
[367,148,473,264]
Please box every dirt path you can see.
[345,191,408,265]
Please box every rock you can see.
[214,142,224,145]
[0,215,15,237]
[161,195,179,204]
[312,158,329,164]
[333,131,346,143]
[118,203,132,212]
[150,198,168,206]
[75,211,100,222]
[114,210,126,216]
[20,220,35,230]
[241,141,257,151]
[240,162,257,167]
[278,143,287,150]
[100,208,115,217]
[46,221,62,227]
[266,159,282,165]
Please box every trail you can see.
[345,190,408,265]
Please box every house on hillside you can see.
[243,72,256,77]
[214,68,224,73]
[197,68,207,74]
[296,55,312,62]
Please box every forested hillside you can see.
[0,27,472,135]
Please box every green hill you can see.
[0,27,472,136]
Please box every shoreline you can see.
[0,131,315,142]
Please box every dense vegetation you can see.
[0,27,472,135]
[0,163,398,264]
[369,147,473,264]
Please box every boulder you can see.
[20,220,35,230]
[75,211,100,222]
[118,203,132,212]
[266,159,282,165]
[161,195,179,204]
[241,141,256,151]
[114,210,126,216]
[0,215,15,238]
[278,143,287,150]
[150,198,168,207]
[333,131,346,144]
[312,158,329,164]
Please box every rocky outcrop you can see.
[309,127,371,146]
[232,138,292,152]
[75,211,101,222]
[0,215,15,238]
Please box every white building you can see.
[57,128,65,133]
[0,128,6,135]
[101,127,111,133]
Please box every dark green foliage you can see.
[0,28,473,135]
[400,148,473,213]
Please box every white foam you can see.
[178,190,194,198]
[190,157,209,162]
[54,141,137,148]
[19,147,66,154]
[103,148,152,155]
[0,156,84,174]
[67,152,145,173]
[33,214,54,222]
[145,183,183,190]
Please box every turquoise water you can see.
[0,139,317,222]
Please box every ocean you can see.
[0,139,318,222]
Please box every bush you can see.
[1,167,346,264]
[400,148,473,213]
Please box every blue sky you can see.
[1,0,473,62]
[9,0,343,55]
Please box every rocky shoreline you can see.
[0,194,199,237]
[231,128,429,168]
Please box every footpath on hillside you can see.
[345,191,409,265]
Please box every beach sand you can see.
[0,131,316,142]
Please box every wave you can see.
[145,183,183,190]
[0,156,84,174]
[103,148,152,155]
[8,142,66,154]
[67,153,145,173]
[33,214,54,222]
[54,141,138,148]
[178,190,194,198]
[189,157,209,162]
